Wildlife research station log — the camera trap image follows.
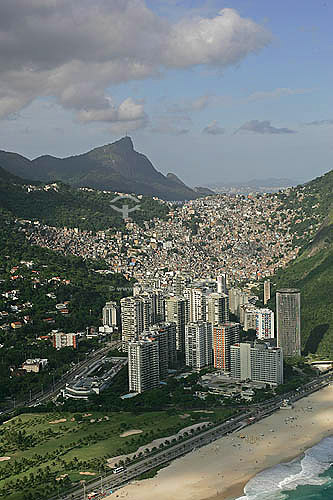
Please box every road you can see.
[0,340,121,418]
[55,371,333,500]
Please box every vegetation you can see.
[270,243,333,358]
[0,408,233,500]
[0,168,169,232]
[0,137,199,201]
[0,215,132,405]
[257,168,333,358]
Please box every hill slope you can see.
[0,166,168,232]
[0,137,199,201]
[271,169,333,358]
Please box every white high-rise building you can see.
[140,294,153,331]
[207,292,229,325]
[165,296,187,353]
[120,296,145,349]
[143,322,177,377]
[217,274,228,294]
[184,287,207,323]
[229,288,249,317]
[102,301,119,327]
[133,284,142,296]
[185,322,213,370]
[172,273,188,296]
[256,309,274,340]
[230,342,283,385]
[128,339,160,393]
[242,305,258,331]
[150,289,165,324]
[120,293,160,349]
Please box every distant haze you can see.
[208,178,302,189]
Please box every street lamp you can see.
[96,466,104,495]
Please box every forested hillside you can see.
[0,167,168,231]
[0,214,132,403]
[0,137,199,201]
[269,168,333,358]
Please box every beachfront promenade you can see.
[55,371,333,500]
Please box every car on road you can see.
[87,492,98,499]
[113,466,126,474]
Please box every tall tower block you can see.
[276,288,301,357]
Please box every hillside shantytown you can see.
[1,142,333,500]
[1,1,333,499]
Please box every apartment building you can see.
[230,342,283,385]
[185,321,213,370]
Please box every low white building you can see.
[22,358,48,373]
[52,332,77,349]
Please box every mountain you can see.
[166,172,188,186]
[0,166,168,232]
[0,137,199,201]
[0,165,27,185]
[270,169,333,358]
[193,186,215,196]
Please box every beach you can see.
[105,384,333,500]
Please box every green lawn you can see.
[0,408,235,500]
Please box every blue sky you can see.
[0,0,332,186]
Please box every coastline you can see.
[106,384,333,500]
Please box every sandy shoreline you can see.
[106,384,333,500]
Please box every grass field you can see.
[0,408,235,500]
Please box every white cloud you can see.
[151,116,190,135]
[235,120,297,135]
[0,1,271,121]
[202,120,225,135]
[78,98,147,123]
[164,8,271,68]
[304,119,333,126]
[167,95,213,114]
[247,88,309,102]
[77,97,149,133]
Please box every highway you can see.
[54,371,333,500]
[0,340,121,418]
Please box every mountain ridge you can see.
[0,137,200,201]
[0,165,169,232]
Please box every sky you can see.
[0,0,332,186]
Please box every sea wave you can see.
[235,436,333,500]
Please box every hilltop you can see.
[0,137,199,201]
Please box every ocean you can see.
[235,436,333,500]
